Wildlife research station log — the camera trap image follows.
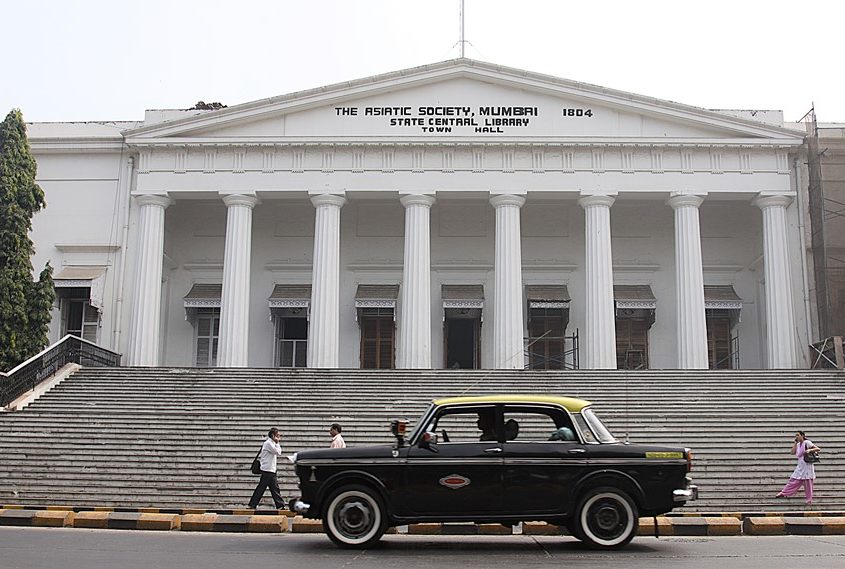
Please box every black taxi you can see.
[290,395,697,549]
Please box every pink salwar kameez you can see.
[776,439,816,504]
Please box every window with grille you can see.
[359,308,395,369]
[61,297,100,343]
[195,309,220,367]
[275,316,308,368]
[615,318,649,369]
[528,307,566,370]
[707,317,732,369]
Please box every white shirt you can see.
[259,437,283,472]
[330,433,346,449]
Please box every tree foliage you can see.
[0,108,55,371]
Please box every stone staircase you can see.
[0,367,843,512]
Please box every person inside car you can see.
[477,410,496,441]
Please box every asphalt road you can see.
[1,528,845,569]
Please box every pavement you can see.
[2,505,845,536]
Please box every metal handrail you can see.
[0,335,121,407]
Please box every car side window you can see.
[431,408,496,443]
[502,408,575,443]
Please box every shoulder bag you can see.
[804,450,820,464]
[251,448,263,474]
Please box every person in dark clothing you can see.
[248,427,286,509]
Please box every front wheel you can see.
[574,487,638,549]
[323,485,387,549]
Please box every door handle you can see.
[568,448,586,454]
[484,447,502,453]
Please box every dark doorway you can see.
[445,317,480,369]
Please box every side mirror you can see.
[418,431,439,452]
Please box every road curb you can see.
[3,508,845,536]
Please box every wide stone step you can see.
[2,366,843,510]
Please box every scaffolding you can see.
[804,107,845,347]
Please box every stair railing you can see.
[0,335,121,407]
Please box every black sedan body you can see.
[291,395,697,549]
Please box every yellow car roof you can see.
[432,394,592,413]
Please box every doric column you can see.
[217,193,259,367]
[127,194,171,366]
[490,194,525,369]
[755,192,799,368]
[308,194,346,368]
[578,193,617,369]
[668,192,708,369]
[398,194,435,369]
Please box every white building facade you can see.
[28,60,810,370]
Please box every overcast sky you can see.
[2,0,842,124]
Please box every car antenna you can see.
[457,330,552,396]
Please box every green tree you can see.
[0,108,55,370]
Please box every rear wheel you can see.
[323,485,387,549]
[574,487,638,549]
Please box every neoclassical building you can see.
[28,59,811,370]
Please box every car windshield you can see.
[406,404,434,442]
[580,407,617,443]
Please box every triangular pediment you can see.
[124,59,803,145]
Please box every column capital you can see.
[667,192,706,210]
[489,194,525,208]
[221,193,259,209]
[578,193,616,209]
[400,194,436,208]
[754,192,794,210]
[134,194,172,208]
[310,193,347,208]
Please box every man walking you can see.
[330,423,346,448]
[248,427,286,509]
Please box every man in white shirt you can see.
[248,427,286,509]
[330,423,346,449]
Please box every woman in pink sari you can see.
[776,431,821,504]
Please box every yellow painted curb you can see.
[137,513,180,531]
[73,511,110,529]
[180,514,218,532]
[247,515,289,533]
[291,517,323,533]
[478,523,513,535]
[638,517,674,536]
[33,511,75,528]
[45,506,75,512]
[821,517,845,534]
[744,517,785,536]
[703,517,742,536]
[408,523,442,535]
[523,521,563,536]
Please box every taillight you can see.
[686,448,693,472]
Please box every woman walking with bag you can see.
[776,431,821,504]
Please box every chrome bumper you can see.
[289,499,311,514]
[673,485,699,502]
